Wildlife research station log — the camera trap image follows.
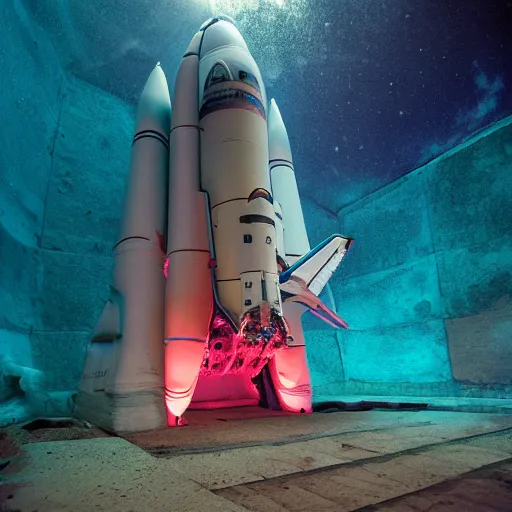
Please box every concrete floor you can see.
[2,409,512,511]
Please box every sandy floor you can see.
[2,409,512,511]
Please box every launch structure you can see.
[75,17,353,432]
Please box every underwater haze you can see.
[1,0,512,425]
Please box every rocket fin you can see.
[279,235,353,329]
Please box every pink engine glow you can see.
[199,308,288,379]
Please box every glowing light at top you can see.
[208,0,286,15]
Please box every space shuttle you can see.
[75,17,353,432]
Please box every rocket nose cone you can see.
[200,15,238,31]
[137,63,172,135]
[199,18,248,58]
[268,98,292,163]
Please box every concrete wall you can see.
[33,74,133,391]
[0,2,133,424]
[1,0,62,420]
[327,118,512,398]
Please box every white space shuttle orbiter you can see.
[75,17,353,432]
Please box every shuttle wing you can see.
[279,235,353,329]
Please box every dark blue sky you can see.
[254,0,512,210]
[31,0,512,211]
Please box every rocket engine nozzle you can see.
[199,305,289,380]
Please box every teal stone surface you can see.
[337,319,452,383]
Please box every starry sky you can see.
[32,0,512,211]
[248,0,512,211]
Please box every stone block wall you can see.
[327,118,512,398]
[0,2,134,424]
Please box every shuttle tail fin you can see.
[279,235,353,329]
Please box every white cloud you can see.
[417,62,506,165]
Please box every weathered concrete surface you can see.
[40,74,133,255]
[35,251,114,333]
[427,126,512,251]
[338,170,434,280]
[429,121,512,388]
[215,429,512,511]
[334,118,512,393]
[29,331,90,391]
[436,235,512,319]
[369,461,512,511]
[334,255,444,332]
[3,437,246,512]
[4,410,512,511]
[0,1,63,424]
[338,319,451,383]
[446,304,512,386]
[0,0,61,336]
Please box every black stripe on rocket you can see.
[132,129,169,149]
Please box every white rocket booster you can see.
[75,64,171,432]
[76,18,353,432]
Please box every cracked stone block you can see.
[29,331,90,391]
[337,318,452,383]
[427,123,512,251]
[304,330,344,387]
[332,254,443,331]
[0,226,44,332]
[40,74,134,255]
[447,304,512,385]
[0,0,62,248]
[36,250,113,332]
[338,168,434,280]
[437,234,512,318]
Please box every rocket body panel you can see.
[267,98,293,163]
[118,137,169,245]
[199,19,249,57]
[90,295,120,342]
[268,99,310,262]
[186,31,202,55]
[166,128,210,254]
[212,198,277,280]
[118,65,170,245]
[166,54,210,254]
[200,110,270,206]
[99,62,171,394]
[269,301,312,413]
[267,98,314,414]
[164,51,213,423]
[75,65,171,432]
[164,250,213,421]
[197,25,279,328]
[270,164,310,259]
[108,241,166,393]
[274,200,285,259]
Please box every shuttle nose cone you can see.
[268,99,293,163]
[136,63,171,135]
[199,18,248,58]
